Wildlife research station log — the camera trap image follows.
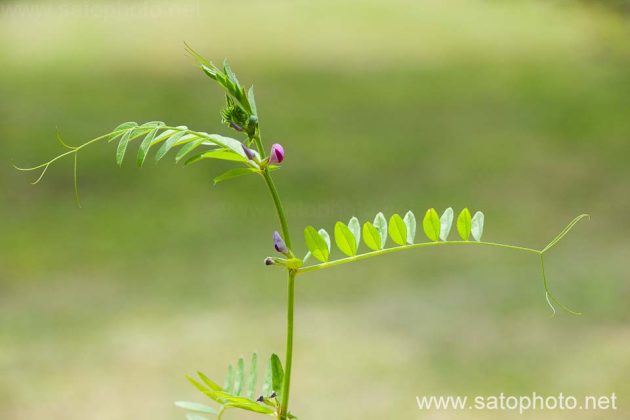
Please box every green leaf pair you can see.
[423,207,485,242]
[303,207,486,263]
[110,121,254,167]
[303,212,410,262]
[456,208,485,241]
[179,353,291,418]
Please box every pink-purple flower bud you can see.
[269,143,284,164]
[273,231,288,254]
[241,143,256,160]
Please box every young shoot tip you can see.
[183,42,212,68]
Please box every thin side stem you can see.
[279,271,296,419]
[298,240,541,275]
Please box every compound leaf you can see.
[197,372,223,392]
[318,228,331,252]
[304,226,329,262]
[222,396,273,415]
[248,86,258,116]
[175,138,207,164]
[348,216,361,247]
[262,358,272,397]
[187,376,222,404]
[363,222,382,251]
[440,207,454,241]
[223,59,240,87]
[137,126,162,167]
[150,128,176,146]
[403,211,416,244]
[304,228,330,263]
[109,121,137,142]
[270,354,284,397]
[471,211,485,241]
[423,208,441,242]
[185,414,210,420]
[209,134,252,158]
[213,168,258,185]
[116,127,136,166]
[234,357,245,396]
[224,364,234,394]
[246,353,258,400]
[175,401,218,415]
[457,208,472,241]
[187,149,248,165]
[155,129,187,161]
[334,221,358,257]
[373,212,388,247]
[388,213,407,246]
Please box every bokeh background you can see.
[1,1,629,419]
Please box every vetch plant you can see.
[15,45,589,420]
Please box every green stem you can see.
[262,170,292,248]
[252,128,295,418]
[250,129,291,248]
[252,131,266,159]
[279,271,296,419]
[297,240,541,275]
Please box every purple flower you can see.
[241,143,256,160]
[269,143,284,164]
[273,231,288,254]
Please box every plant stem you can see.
[253,127,295,417]
[251,129,292,248]
[262,170,292,248]
[279,270,296,419]
[252,131,266,159]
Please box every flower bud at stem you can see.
[273,231,289,254]
[241,143,256,161]
[269,143,284,164]
[229,122,244,132]
[263,256,303,269]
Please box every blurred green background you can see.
[1,1,629,419]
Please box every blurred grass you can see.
[1,0,630,419]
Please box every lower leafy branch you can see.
[267,209,589,316]
[178,353,297,419]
